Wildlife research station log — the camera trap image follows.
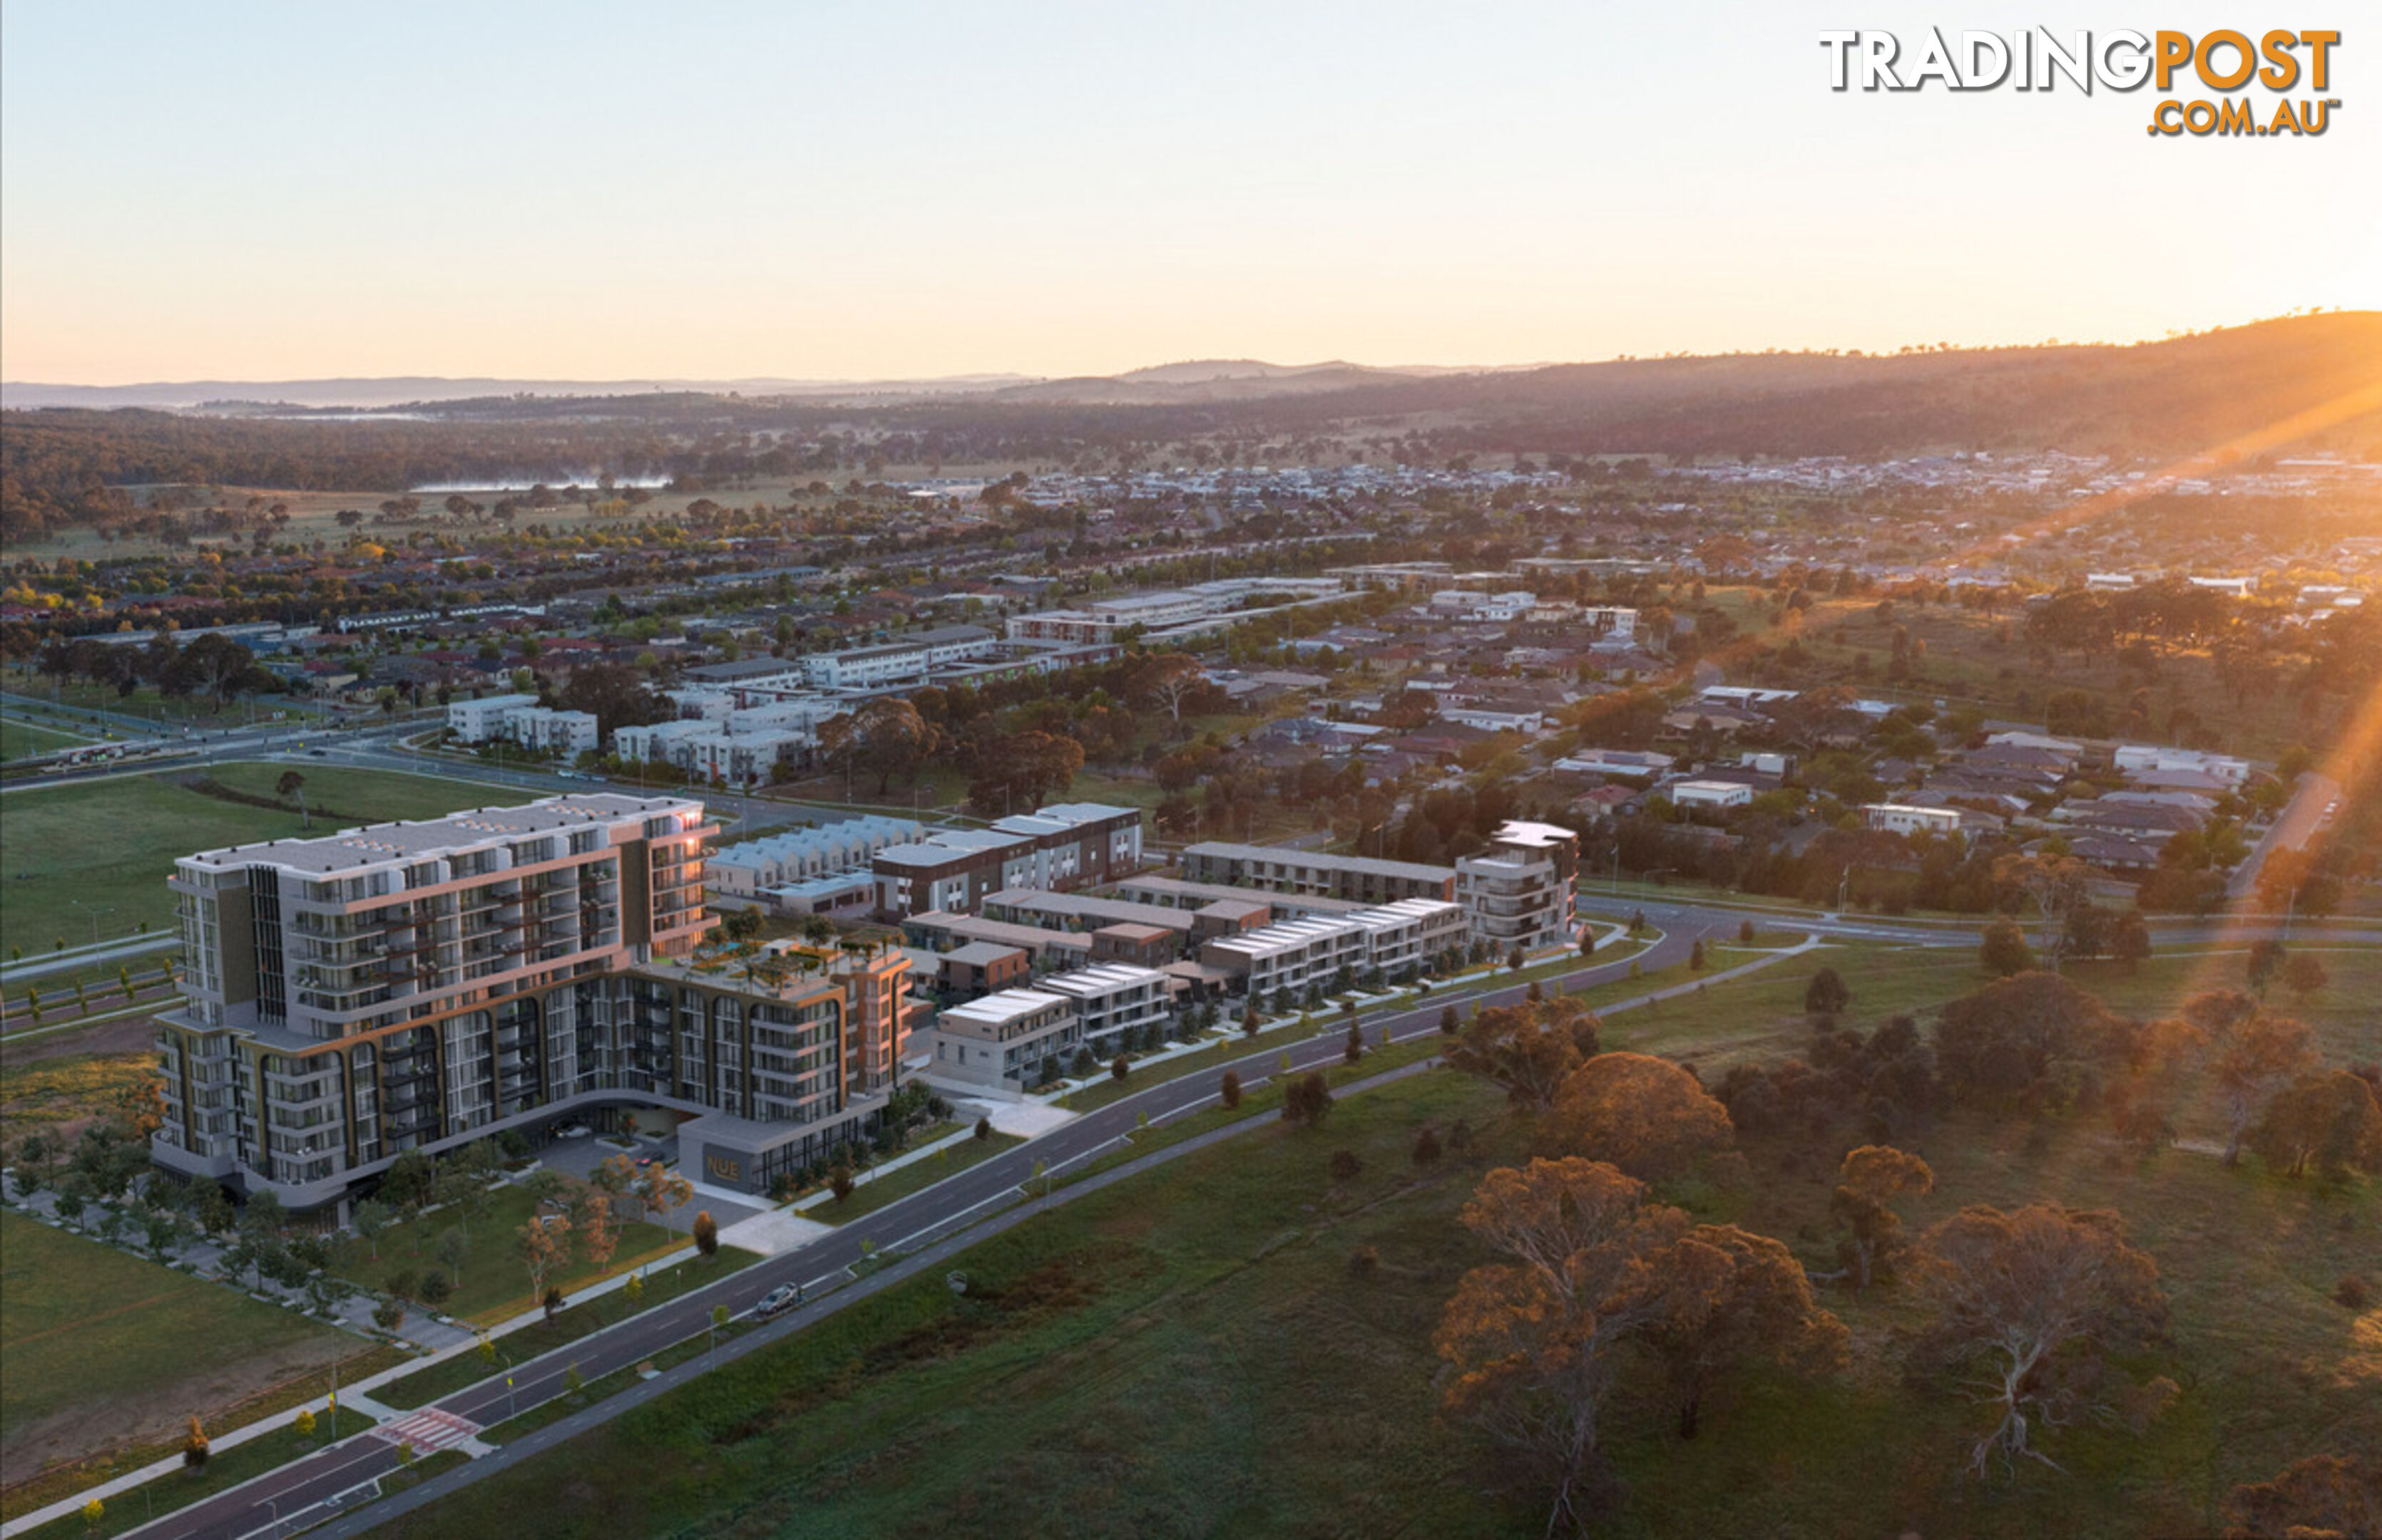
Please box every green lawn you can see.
[337,1182,701,1326]
[0,1210,361,1490]
[0,719,95,764]
[0,764,532,956]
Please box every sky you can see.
[3,1,2376,384]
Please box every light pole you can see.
[69,900,111,947]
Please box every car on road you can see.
[754,1285,798,1320]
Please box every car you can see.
[754,1285,797,1320]
[308,749,327,758]
[553,1122,593,1139]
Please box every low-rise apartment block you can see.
[926,962,1172,1091]
[1178,842,1457,906]
[1456,821,1578,952]
[871,804,1144,917]
[707,816,925,900]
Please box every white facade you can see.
[501,704,600,759]
[1670,780,1755,810]
[801,625,997,689]
[1202,915,1369,1000]
[1864,803,1964,837]
[1555,749,1673,779]
[708,816,926,898]
[928,962,1171,1087]
[446,692,539,742]
[1038,962,1172,1053]
[2114,744,2251,788]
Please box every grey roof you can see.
[1182,841,1454,883]
[182,794,700,876]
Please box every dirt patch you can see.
[0,1013,164,1071]
[0,1331,356,1490]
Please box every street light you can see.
[68,900,112,947]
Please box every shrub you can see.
[417,1270,453,1309]
[1412,1126,1443,1166]
[692,1209,718,1258]
[830,1164,855,1202]
[2334,1273,2372,1310]
[1282,1072,1334,1129]
[1111,1054,1130,1082]
[1805,967,1851,1017]
[1328,1148,1362,1183]
[1440,1005,1459,1036]
[1347,1245,1379,1278]
[1220,1069,1242,1109]
[183,1416,210,1468]
[975,1116,993,1140]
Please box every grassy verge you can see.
[14,1407,377,1540]
[812,1133,1026,1226]
[376,1248,763,1410]
[481,1325,745,1445]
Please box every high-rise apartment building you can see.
[153,793,914,1208]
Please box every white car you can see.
[553,1122,593,1139]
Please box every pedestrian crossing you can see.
[371,1407,481,1454]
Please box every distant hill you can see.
[988,361,1428,405]
[1207,313,2382,461]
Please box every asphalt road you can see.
[129,927,1710,1540]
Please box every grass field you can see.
[0,1210,362,1489]
[337,1182,707,1327]
[369,936,2382,1540]
[0,720,96,764]
[0,763,533,956]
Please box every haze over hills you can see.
[0,374,1043,412]
[0,358,1521,412]
[5,317,2378,540]
[6,317,2375,448]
